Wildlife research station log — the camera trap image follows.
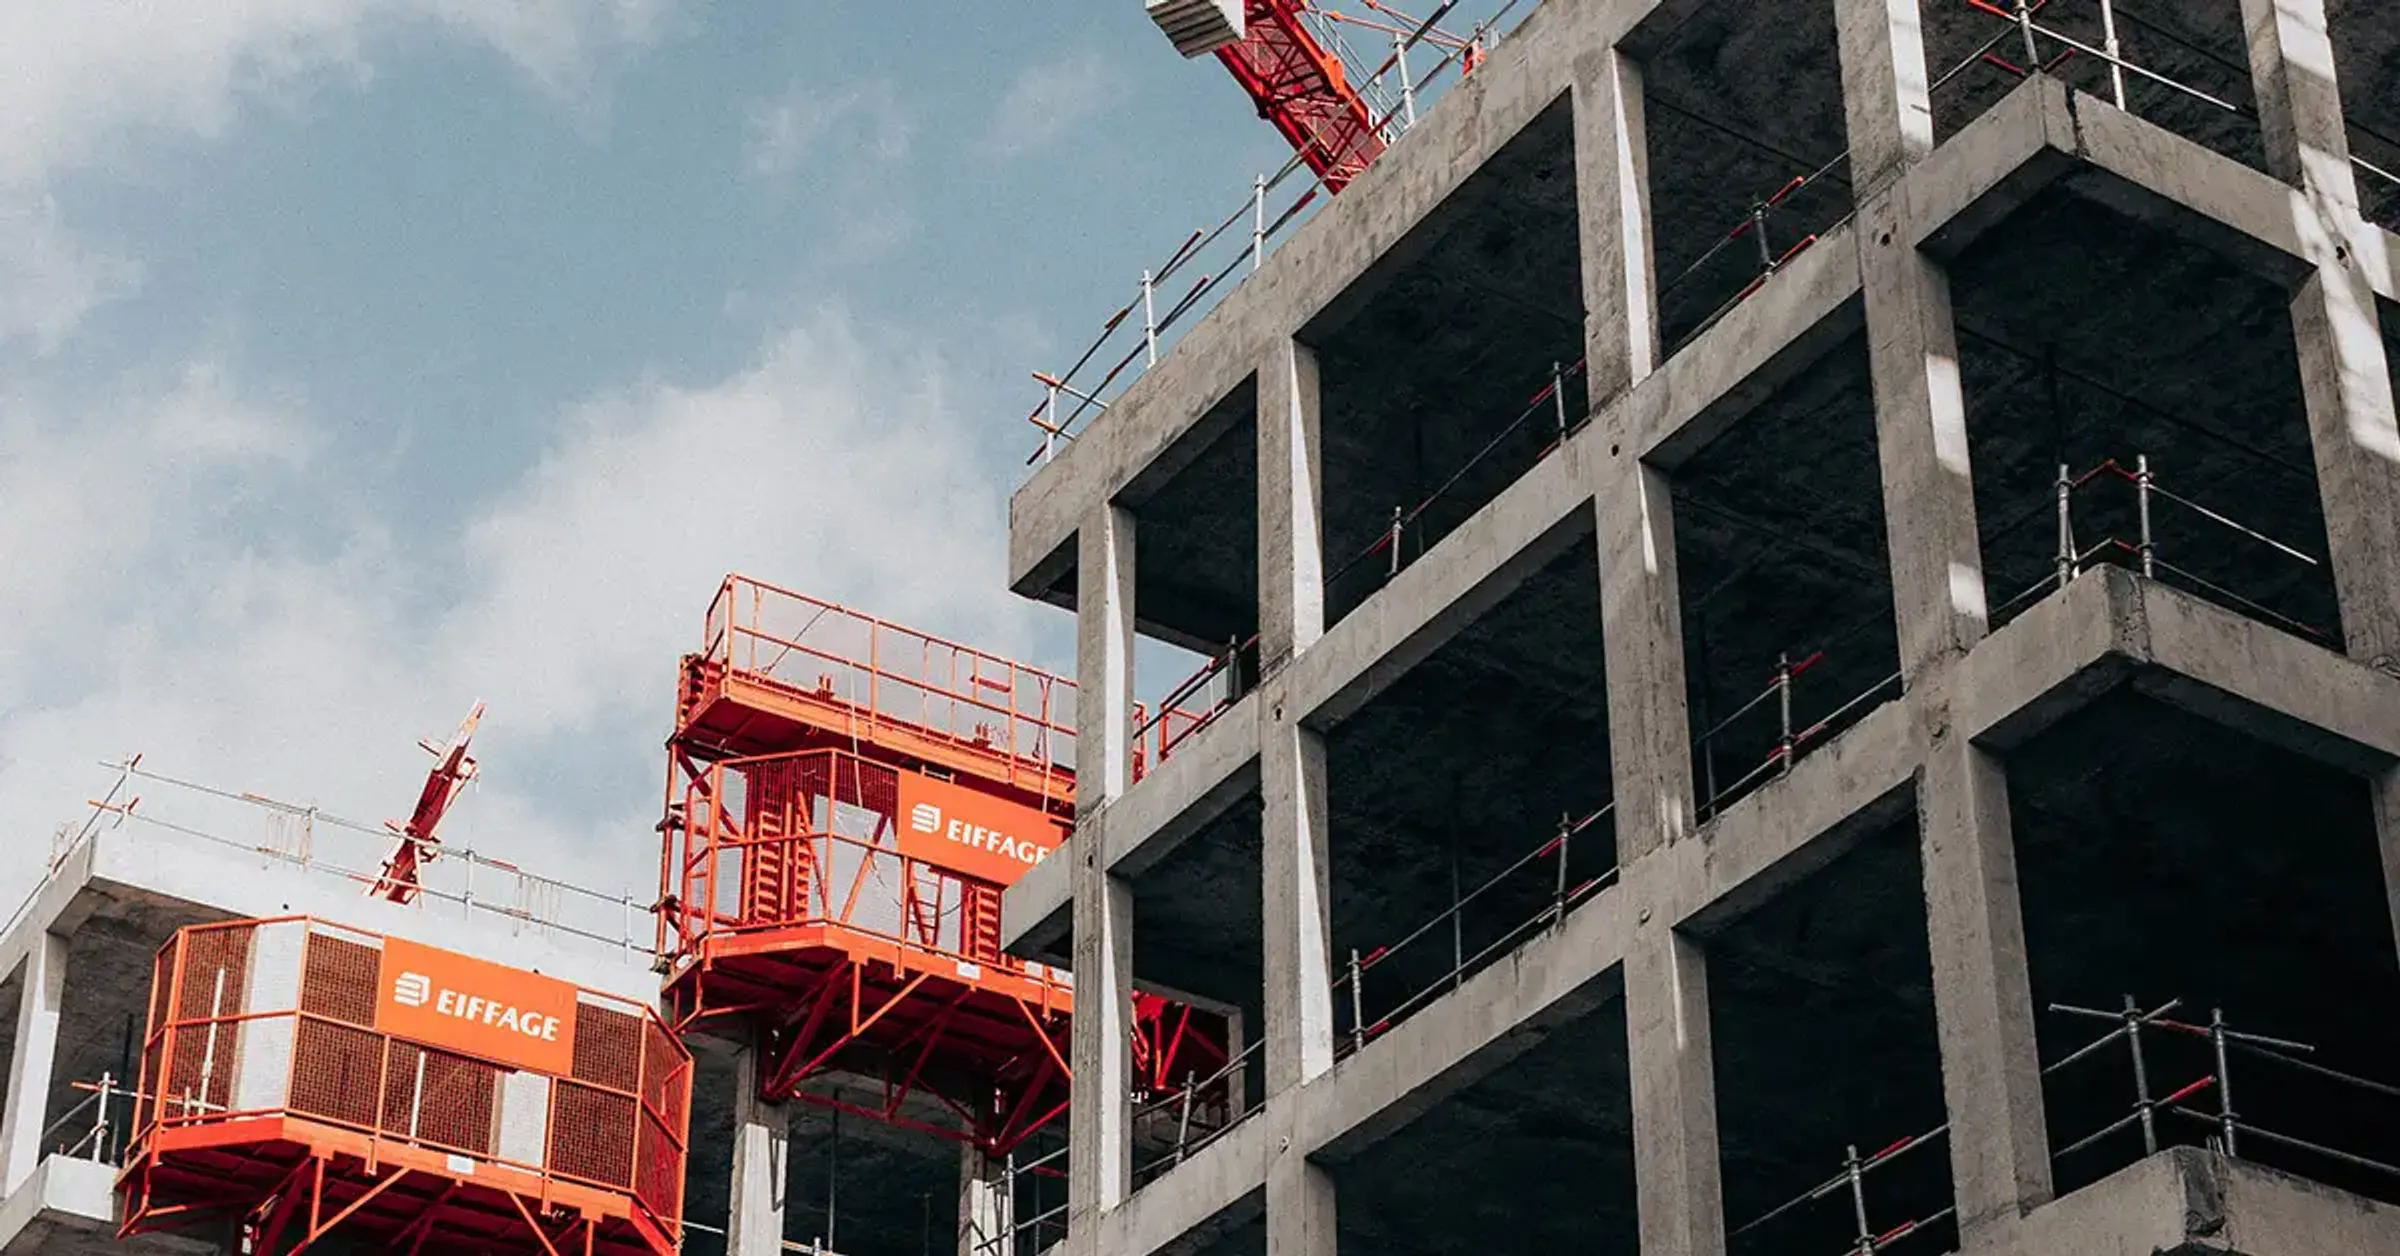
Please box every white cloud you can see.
[983,46,1122,159]
[0,307,1046,929]
[0,0,674,350]
[0,193,142,354]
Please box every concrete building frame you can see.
[1001,1,2400,1254]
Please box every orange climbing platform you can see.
[656,575,1229,1153]
[117,917,690,1256]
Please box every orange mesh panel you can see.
[572,1001,642,1093]
[636,1108,684,1225]
[640,1020,687,1134]
[289,1018,384,1129]
[549,1081,637,1188]
[164,925,254,1114]
[378,1042,498,1155]
[300,931,380,1027]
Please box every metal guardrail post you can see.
[1776,652,1796,778]
[2054,462,2076,591]
[1142,270,1159,367]
[1550,360,1567,442]
[1842,1144,1874,1255]
[2134,454,2156,578]
[2210,1008,2239,1157]
[2098,0,2127,108]
[1386,506,1405,578]
[1349,949,1366,1054]
[1252,175,1268,273]
[2122,995,2159,1155]
[2012,0,2040,70]
[1551,815,1570,923]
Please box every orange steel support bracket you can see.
[1215,1,1387,191]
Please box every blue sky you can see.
[0,2,1496,908]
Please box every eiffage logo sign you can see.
[895,771,1064,886]
[376,936,578,1076]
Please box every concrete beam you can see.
[1681,698,1919,934]
[1286,436,1595,730]
[1964,1146,2400,1256]
[0,934,63,1197]
[1091,1116,1269,1256]
[1303,885,1632,1161]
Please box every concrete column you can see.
[1079,504,1139,803]
[2240,0,2400,666]
[1070,503,1138,1231]
[1262,717,1335,1094]
[1596,455,1693,862]
[1859,192,1988,678]
[1833,0,1936,194]
[1258,338,1326,672]
[2375,769,2400,976]
[1068,849,1134,1226]
[1574,43,1657,400]
[1917,723,2052,1233]
[1597,447,1720,1254]
[725,1049,788,1256]
[959,1144,1013,1256]
[1624,919,1726,1256]
[0,931,65,1196]
[1266,1146,1337,1256]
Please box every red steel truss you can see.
[1217,2,1387,191]
[119,917,690,1256]
[657,574,1230,1154]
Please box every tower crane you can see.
[1146,0,1484,192]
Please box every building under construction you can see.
[10,0,2400,1254]
[993,0,2400,1254]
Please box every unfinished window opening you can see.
[1673,320,1902,822]
[752,1102,962,1256]
[1926,1,2266,175]
[2007,692,2400,1208]
[2331,6,2400,230]
[1131,380,1262,781]
[1323,532,1613,1056]
[1705,814,1952,1256]
[1636,0,1854,353]
[1309,92,1584,630]
[1125,788,1268,1194]
[1950,185,2339,647]
[1327,994,1635,1255]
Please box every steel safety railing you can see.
[1729,996,2400,1256]
[1021,1,1532,468]
[1130,1036,1268,1189]
[1989,454,2331,642]
[1694,652,1905,823]
[705,573,1080,777]
[30,759,657,964]
[1331,802,1618,1058]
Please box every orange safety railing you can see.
[704,574,1076,772]
[694,573,1231,795]
[662,748,1070,1003]
[123,917,689,1255]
